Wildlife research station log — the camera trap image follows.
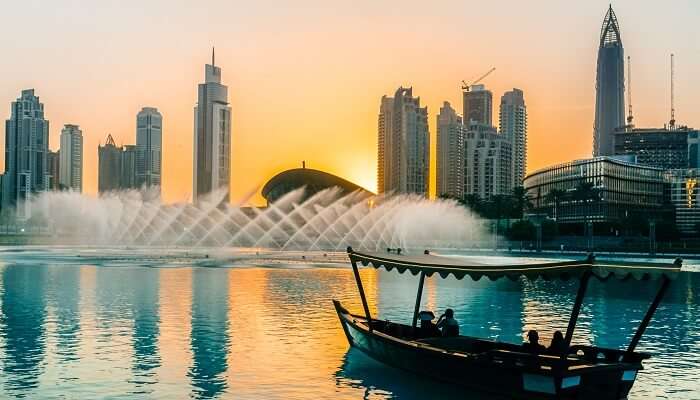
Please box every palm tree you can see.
[544,188,566,220]
[512,186,531,219]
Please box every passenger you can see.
[522,330,546,354]
[436,309,460,337]
[418,311,441,338]
[548,330,567,355]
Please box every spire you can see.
[212,47,215,67]
[600,5,622,47]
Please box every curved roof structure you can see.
[348,249,683,282]
[261,168,373,204]
[600,5,622,47]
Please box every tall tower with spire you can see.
[193,47,232,204]
[593,5,625,157]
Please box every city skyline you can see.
[1,1,698,205]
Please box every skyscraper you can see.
[377,95,393,194]
[436,101,464,199]
[98,134,122,193]
[593,5,625,156]
[377,87,430,196]
[193,49,232,204]
[121,145,137,190]
[499,89,527,187]
[463,84,493,127]
[136,107,162,193]
[47,150,60,190]
[59,124,83,192]
[2,89,50,219]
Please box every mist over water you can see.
[28,187,485,251]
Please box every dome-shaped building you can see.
[261,167,373,205]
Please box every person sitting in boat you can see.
[522,330,546,353]
[547,330,567,355]
[418,311,441,337]
[436,309,459,337]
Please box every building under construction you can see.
[614,126,700,170]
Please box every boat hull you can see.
[334,300,638,400]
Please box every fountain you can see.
[27,187,484,251]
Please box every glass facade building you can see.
[524,157,666,224]
[664,169,700,234]
[613,126,698,170]
[593,6,625,157]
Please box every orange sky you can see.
[1,1,699,205]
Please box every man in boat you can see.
[436,309,459,337]
[522,330,546,353]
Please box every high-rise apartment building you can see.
[593,5,625,156]
[193,49,232,204]
[136,107,162,193]
[499,89,527,187]
[463,84,493,127]
[98,134,139,194]
[436,101,464,199]
[59,124,83,192]
[98,135,123,193]
[47,150,60,190]
[377,87,430,196]
[377,96,394,194]
[464,124,512,199]
[2,89,50,219]
[121,145,137,190]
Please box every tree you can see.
[463,194,483,216]
[511,186,531,219]
[508,220,536,241]
[544,188,566,220]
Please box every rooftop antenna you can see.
[626,55,633,125]
[212,47,215,67]
[670,53,675,129]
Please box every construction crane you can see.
[626,56,633,125]
[461,67,496,91]
[669,53,675,129]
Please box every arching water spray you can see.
[28,188,485,251]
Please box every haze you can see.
[1,0,698,204]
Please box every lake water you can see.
[0,248,698,399]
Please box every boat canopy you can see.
[347,249,683,282]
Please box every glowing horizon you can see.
[1,1,698,205]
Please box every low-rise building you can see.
[524,157,667,224]
[664,169,700,234]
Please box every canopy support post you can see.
[626,276,670,353]
[350,257,373,332]
[411,271,426,331]
[563,271,592,351]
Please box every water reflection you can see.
[130,268,161,391]
[188,268,231,398]
[0,259,696,399]
[0,265,47,395]
[335,348,505,400]
[47,266,81,364]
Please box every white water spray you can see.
[28,187,485,251]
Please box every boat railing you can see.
[568,345,650,363]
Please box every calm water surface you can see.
[0,255,698,399]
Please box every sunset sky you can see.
[1,0,699,205]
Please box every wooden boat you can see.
[334,248,682,399]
